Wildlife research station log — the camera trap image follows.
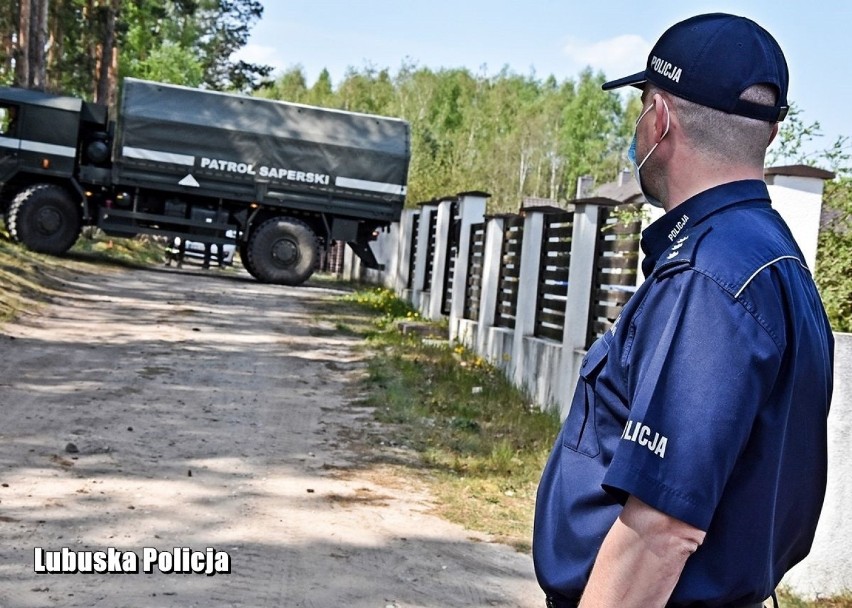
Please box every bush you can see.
[816,178,852,332]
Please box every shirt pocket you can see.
[562,338,610,458]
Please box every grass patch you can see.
[0,231,86,324]
[333,286,560,552]
[0,225,168,325]
[69,229,168,267]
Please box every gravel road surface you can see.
[0,262,542,608]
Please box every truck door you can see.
[0,104,20,181]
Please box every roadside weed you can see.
[335,286,559,551]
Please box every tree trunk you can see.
[95,0,119,105]
[29,0,48,89]
[0,0,15,76]
[15,0,31,87]
[549,152,561,202]
[46,0,59,88]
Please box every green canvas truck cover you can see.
[113,79,410,221]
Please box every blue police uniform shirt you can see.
[533,180,834,607]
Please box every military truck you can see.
[0,78,410,285]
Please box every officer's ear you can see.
[768,122,779,147]
[652,93,670,143]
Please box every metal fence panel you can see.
[407,212,420,290]
[463,222,486,321]
[535,210,574,341]
[495,215,524,329]
[586,205,642,347]
[441,201,461,316]
[423,210,438,292]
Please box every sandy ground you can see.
[0,261,543,608]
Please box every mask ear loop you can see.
[636,98,671,171]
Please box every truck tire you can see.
[7,184,81,254]
[239,241,261,279]
[246,217,319,285]
[3,204,12,238]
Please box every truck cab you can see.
[0,87,110,254]
[0,87,108,185]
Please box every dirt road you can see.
[0,262,542,607]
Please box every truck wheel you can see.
[239,242,261,279]
[7,184,81,254]
[3,204,13,239]
[247,217,319,285]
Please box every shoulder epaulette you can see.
[652,226,712,280]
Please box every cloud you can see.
[563,34,651,79]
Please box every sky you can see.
[237,1,852,166]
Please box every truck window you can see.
[0,106,17,135]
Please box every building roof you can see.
[765,164,836,181]
[591,165,836,205]
[592,169,644,204]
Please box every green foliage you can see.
[256,66,310,102]
[193,0,273,91]
[0,0,270,98]
[768,105,825,167]
[124,41,205,87]
[559,69,626,193]
[119,0,271,91]
[119,0,202,88]
[768,103,851,176]
[306,69,334,107]
[815,178,852,332]
[259,63,632,211]
[337,65,396,115]
[70,230,169,267]
[341,287,422,329]
[46,0,101,95]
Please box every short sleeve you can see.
[602,269,782,530]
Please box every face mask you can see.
[627,99,670,208]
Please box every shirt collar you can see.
[641,180,771,275]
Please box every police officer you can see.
[533,13,834,608]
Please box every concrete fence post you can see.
[363,229,389,285]
[557,199,603,418]
[476,216,505,358]
[765,165,835,272]
[449,192,489,341]
[342,243,361,282]
[394,209,416,297]
[411,203,435,312]
[511,211,544,386]
[379,221,398,290]
[401,210,419,304]
[425,198,454,320]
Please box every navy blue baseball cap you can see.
[602,13,789,122]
